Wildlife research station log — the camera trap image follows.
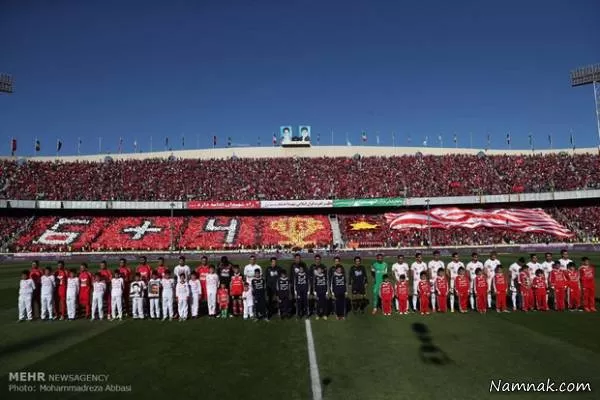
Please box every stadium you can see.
[2,2,600,400]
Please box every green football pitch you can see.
[0,253,599,400]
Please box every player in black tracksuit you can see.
[349,256,368,314]
[309,255,326,316]
[313,266,329,319]
[328,257,345,315]
[331,266,347,319]
[251,269,267,320]
[294,265,310,318]
[276,270,291,318]
[265,257,283,318]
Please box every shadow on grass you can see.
[0,325,78,360]
[412,322,453,366]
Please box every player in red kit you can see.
[579,257,596,312]
[435,269,448,313]
[196,256,211,303]
[156,257,169,278]
[474,268,488,313]
[78,263,93,318]
[518,266,533,311]
[549,261,567,311]
[565,262,581,311]
[418,272,431,315]
[532,269,549,311]
[454,267,470,313]
[30,260,43,319]
[136,256,152,281]
[492,265,508,312]
[118,258,132,315]
[379,275,394,316]
[217,283,230,318]
[395,275,410,314]
[230,266,244,316]
[98,261,113,318]
[55,260,68,319]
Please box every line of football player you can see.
[17,250,596,322]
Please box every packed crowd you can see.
[339,207,600,247]
[3,207,600,252]
[2,153,600,201]
[10,215,333,252]
[16,250,596,323]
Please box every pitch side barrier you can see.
[2,243,599,263]
[1,188,600,211]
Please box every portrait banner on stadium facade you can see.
[187,200,260,210]
[298,125,311,140]
[333,197,406,208]
[385,208,574,237]
[280,125,293,141]
[260,199,333,209]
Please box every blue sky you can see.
[1,0,599,155]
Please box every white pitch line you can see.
[305,319,323,400]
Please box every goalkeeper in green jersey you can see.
[371,253,388,314]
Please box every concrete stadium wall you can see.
[1,145,599,162]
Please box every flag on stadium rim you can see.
[384,208,574,237]
[272,133,277,145]
[361,131,367,142]
[570,130,575,150]
[11,138,17,156]
[227,137,232,147]
[506,132,511,145]
[35,139,41,152]
[213,135,217,147]
[56,139,62,152]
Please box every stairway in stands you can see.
[329,215,344,248]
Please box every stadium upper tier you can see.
[1,152,599,201]
[2,207,599,252]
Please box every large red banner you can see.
[187,200,260,210]
[385,208,574,237]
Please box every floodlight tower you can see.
[570,64,600,146]
[0,73,14,94]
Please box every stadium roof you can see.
[2,145,599,162]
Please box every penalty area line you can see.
[305,319,323,400]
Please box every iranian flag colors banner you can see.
[385,208,574,237]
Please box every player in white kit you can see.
[206,266,220,316]
[540,252,554,304]
[391,255,409,282]
[147,271,161,319]
[175,275,190,321]
[446,252,465,312]
[410,253,427,312]
[558,249,572,270]
[130,273,146,319]
[66,269,80,320]
[91,274,106,320]
[173,256,191,318]
[161,270,175,320]
[427,250,445,312]
[508,257,525,311]
[391,255,409,310]
[18,270,35,321]
[40,267,56,320]
[111,270,124,320]
[527,254,542,283]
[188,272,202,318]
[466,253,483,310]
[484,251,502,308]
[242,282,254,319]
